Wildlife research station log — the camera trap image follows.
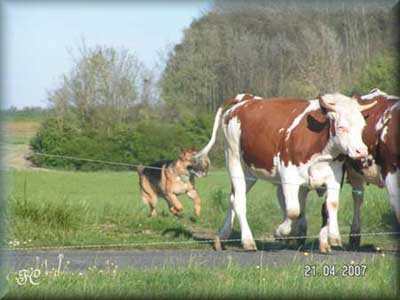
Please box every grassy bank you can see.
[6,168,398,250]
[5,257,397,299]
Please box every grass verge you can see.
[4,256,398,299]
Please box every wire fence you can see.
[22,152,351,192]
[26,152,400,197]
[5,231,400,251]
[3,151,399,251]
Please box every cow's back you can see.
[224,98,329,173]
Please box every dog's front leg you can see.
[187,189,201,216]
[165,193,184,216]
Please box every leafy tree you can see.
[48,43,142,133]
[353,52,399,95]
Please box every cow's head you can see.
[318,94,377,160]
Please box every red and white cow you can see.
[326,88,399,248]
[195,93,376,252]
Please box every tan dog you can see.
[137,148,201,217]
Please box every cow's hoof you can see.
[214,236,223,251]
[297,238,307,250]
[243,240,257,251]
[349,236,361,250]
[320,242,331,254]
[274,224,291,237]
[329,236,342,247]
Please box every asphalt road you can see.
[2,248,398,273]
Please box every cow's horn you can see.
[318,96,336,112]
[359,100,377,112]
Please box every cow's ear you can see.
[307,111,328,132]
[191,145,196,152]
[308,109,327,124]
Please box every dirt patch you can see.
[3,121,40,139]
[2,144,34,169]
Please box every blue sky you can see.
[2,1,212,109]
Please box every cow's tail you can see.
[195,106,224,159]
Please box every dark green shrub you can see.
[29,114,226,170]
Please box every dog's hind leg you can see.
[142,191,158,217]
[139,176,158,217]
[187,189,201,216]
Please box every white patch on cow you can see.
[380,125,388,142]
[222,115,257,247]
[235,94,248,101]
[375,109,392,131]
[385,171,400,223]
[391,101,400,110]
[362,89,400,101]
[362,88,387,100]
[225,100,250,117]
[223,116,242,156]
[285,101,319,141]
[318,93,369,159]
[278,128,284,134]
[320,93,352,104]
[254,96,262,100]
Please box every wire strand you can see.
[5,231,400,251]
[27,152,400,197]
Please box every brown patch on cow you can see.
[224,97,331,171]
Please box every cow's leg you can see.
[275,184,301,238]
[187,189,201,217]
[217,176,257,251]
[319,185,342,253]
[349,179,365,249]
[274,185,292,238]
[275,186,308,246]
[221,158,257,251]
[385,170,400,224]
[319,201,330,253]
[290,187,309,246]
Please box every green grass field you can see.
[3,117,399,299]
[6,168,399,251]
[5,257,398,299]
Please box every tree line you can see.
[31,1,399,170]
